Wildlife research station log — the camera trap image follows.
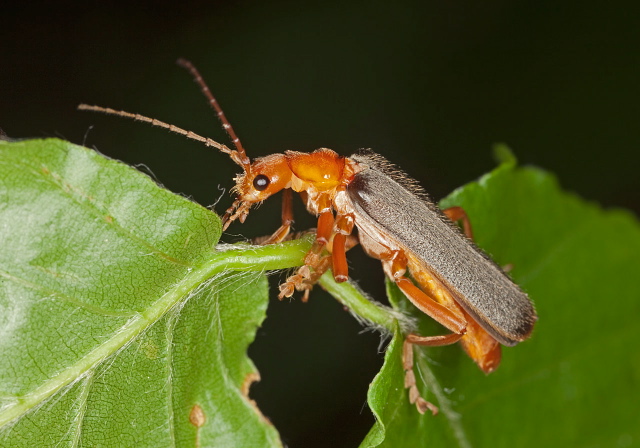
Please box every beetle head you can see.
[222,153,292,230]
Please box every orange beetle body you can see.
[227,147,514,377]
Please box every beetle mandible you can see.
[79,59,537,414]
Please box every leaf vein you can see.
[69,370,95,448]
[36,160,192,267]
[0,268,136,318]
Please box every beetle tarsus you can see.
[403,339,438,415]
[407,332,465,346]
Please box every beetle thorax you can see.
[286,149,358,216]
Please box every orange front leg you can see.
[260,189,295,245]
[278,205,336,299]
[277,231,358,301]
[315,210,334,246]
[299,195,335,261]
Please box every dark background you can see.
[3,1,639,446]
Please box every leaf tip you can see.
[492,143,518,168]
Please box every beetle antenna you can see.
[176,58,251,171]
[77,104,236,156]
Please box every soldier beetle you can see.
[79,59,537,414]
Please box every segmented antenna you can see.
[77,104,234,155]
[176,58,251,169]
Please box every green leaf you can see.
[362,153,640,446]
[0,139,313,447]
[2,138,639,447]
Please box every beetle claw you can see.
[278,282,295,299]
[416,397,438,416]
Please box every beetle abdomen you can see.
[347,152,537,346]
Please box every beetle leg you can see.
[410,271,502,374]
[315,210,335,246]
[299,210,335,261]
[278,251,333,302]
[331,213,355,282]
[406,332,464,346]
[258,189,295,245]
[442,206,473,240]
[403,339,438,415]
[409,271,502,374]
[396,277,467,334]
[278,233,358,301]
[278,210,334,299]
[386,251,466,334]
[305,234,359,296]
[381,250,468,412]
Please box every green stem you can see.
[318,272,396,332]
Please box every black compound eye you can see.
[253,174,270,191]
